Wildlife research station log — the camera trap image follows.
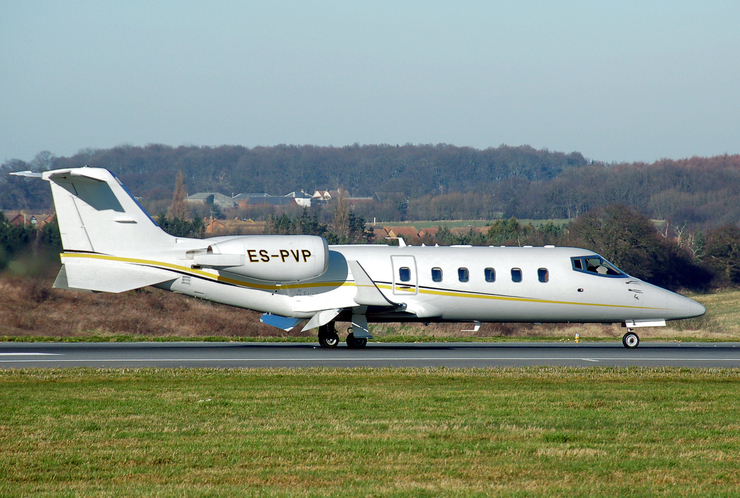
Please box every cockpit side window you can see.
[571,256,625,277]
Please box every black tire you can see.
[622,331,640,349]
[346,333,368,349]
[319,334,339,348]
[318,324,339,348]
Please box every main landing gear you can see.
[346,333,368,349]
[622,330,640,349]
[318,323,339,348]
[318,321,368,348]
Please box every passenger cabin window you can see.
[432,267,443,282]
[458,267,469,282]
[511,268,522,282]
[399,267,411,282]
[484,267,496,282]
[571,256,625,277]
[538,268,549,283]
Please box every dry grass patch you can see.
[1,266,737,343]
[0,274,300,339]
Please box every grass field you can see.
[2,367,740,497]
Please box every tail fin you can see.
[15,167,174,254]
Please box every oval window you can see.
[484,267,496,282]
[511,268,522,283]
[399,267,411,282]
[538,268,549,283]
[458,267,469,282]
[432,267,443,282]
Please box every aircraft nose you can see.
[685,298,706,319]
[652,285,706,320]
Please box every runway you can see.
[2,341,740,368]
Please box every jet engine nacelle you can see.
[192,235,329,282]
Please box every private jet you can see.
[12,167,706,348]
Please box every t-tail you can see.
[13,167,173,253]
[12,167,178,292]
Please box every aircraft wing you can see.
[348,260,397,307]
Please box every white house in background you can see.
[285,191,313,207]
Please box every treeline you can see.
[3,145,740,230]
[0,212,61,271]
[508,156,740,225]
[0,144,587,213]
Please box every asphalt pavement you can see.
[2,341,740,368]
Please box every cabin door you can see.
[391,255,418,295]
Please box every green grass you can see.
[2,368,740,497]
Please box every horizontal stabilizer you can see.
[52,264,91,292]
[260,314,302,331]
[58,257,177,293]
[10,170,43,178]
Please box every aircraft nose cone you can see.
[653,285,706,320]
[685,298,706,319]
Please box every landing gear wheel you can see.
[319,334,339,348]
[318,323,339,348]
[346,333,368,349]
[622,331,640,349]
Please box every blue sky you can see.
[2,1,739,164]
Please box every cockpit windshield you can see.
[571,255,626,277]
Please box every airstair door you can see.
[391,255,418,295]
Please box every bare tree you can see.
[167,171,189,220]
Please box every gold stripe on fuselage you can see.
[60,252,660,311]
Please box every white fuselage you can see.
[92,242,705,326]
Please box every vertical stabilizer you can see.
[23,168,174,253]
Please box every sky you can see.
[2,1,740,164]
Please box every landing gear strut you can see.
[318,322,339,348]
[622,330,640,349]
